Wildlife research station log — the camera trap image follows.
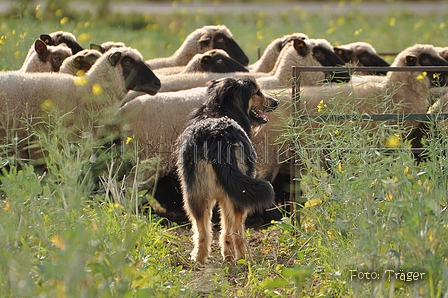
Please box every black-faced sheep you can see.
[145,25,249,69]
[249,33,308,73]
[59,49,103,76]
[19,39,72,73]
[154,49,249,76]
[333,41,390,75]
[157,38,350,92]
[0,46,161,161]
[40,31,84,54]
[254,43,448,186]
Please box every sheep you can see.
[0,46,161,162]
[154,49,249,76]
[157,37,350,92]
[333,41,390,75]
[145,25,249,69]
[254,43,448,184]
[90,41,126,53]
[249,33,308,73]
[59,49,103,76]
[40,31,84,54]
[19,39,72,73]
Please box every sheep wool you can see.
[0,46,160,161]
[19,39,72,73]
[145,25,248,69]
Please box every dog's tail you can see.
[213,161,275,214]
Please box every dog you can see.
[175,75,279,264]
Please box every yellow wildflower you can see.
[389,17,396,27]
[60,17,68,25]
[92,83,103,95]
[40,99,53,111]
[74,76,88,86]
[126,137,133,144]
[385,135,400,148]
[304,198,322,208]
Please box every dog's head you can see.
[206,75,279,127]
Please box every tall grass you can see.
[0,2,447,297]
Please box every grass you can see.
[0,1,447,297]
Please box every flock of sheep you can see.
[2,25,448,224]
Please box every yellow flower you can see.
[389,17,396,27]
[385,135,400,148]
[317,100,327,113]
[440,22,446,30]
[416,71,427,81]
[126,137,133,144]
[75,70,85,77]
[35,4,40,11]
[60,17,68,25]
[305,198,323,208]
[78,33,90,43]
[40,99,53,111]
[74,76,88,86]
[92,83,103,95]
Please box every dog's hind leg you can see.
[188,196,215,264]
[219,197,248,261]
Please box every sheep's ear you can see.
[294,39,309,57]
[108,52,122,66]
[73,56,84,70]
[90,43,105,53]
[40,34,52,45]
[406,55,418,66]
[34,39,48,57]
[334,47,351,62]
[200,55,212,70]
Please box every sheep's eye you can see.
[53,55,62,63]
[123,60,132,67]
[421,57,430,64]
[217,37,225,44]
[313,49,324,59]
[216,59,223,64]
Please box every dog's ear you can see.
[207,77,231,105]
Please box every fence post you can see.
[290,66,302,226]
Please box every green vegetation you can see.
[0,2,447,297]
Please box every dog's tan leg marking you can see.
[219,197,249,261]
[219,196,235,260]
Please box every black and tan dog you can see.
[175,75,278,264]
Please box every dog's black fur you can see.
[175,75,278,264]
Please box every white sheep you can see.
[59,49,103,76]
[333,41,390,75]
[249,33,308,73]
[145,25,249,69]
[158,37,349,92]
[19,39,72,73]
[154,49,249,76]
[254,43,448,182]
[0,46,161,161]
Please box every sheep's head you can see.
[333,42,390,75]
[186,49,248,73]
[40,31,84,54]
[393,44,448,87]
[197,25,249,67]
[34,39,72,72]
[108,49,161,96]
[294,38,350,82]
